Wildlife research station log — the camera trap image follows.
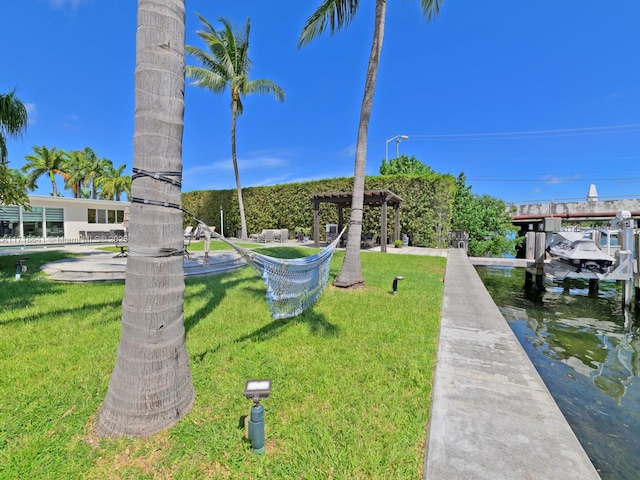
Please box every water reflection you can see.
[501,301,640,403]
[477,266,640,480]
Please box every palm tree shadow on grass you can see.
[0,251,117,326]
[232,251,343,342]
[185,276,339,343]
[234,285,340,343]
[183,272,250,334]
[184,245,342,342]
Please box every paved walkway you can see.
[39,248,245,282]
[0,241,253,282]
[424,249,600,479]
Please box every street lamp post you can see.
[385,135,409,162]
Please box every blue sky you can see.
[3,0,640,205]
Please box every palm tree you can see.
[186,15,285,240]
[22,145,66,196]
[97,163,131,201]
[0,88,28,164]
[83,147,111,199]
[299,0,443,288]
[60,149,91,198]
[95,0,194,438]
[0,89,29,206]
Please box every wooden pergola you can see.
[310,190,404,253]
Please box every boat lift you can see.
[525,211,638,307]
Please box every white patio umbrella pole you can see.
[220,206,224,237]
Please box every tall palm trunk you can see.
[334,0,386,288]
[95,0,194,437]
[231,97,248,239]
[49,171,58,196]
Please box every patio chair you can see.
[262,230,275,243]
[184,226,194,258]
[361,233,378,249]
[110,229,128,257]
[275,229,289,243]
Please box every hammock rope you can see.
[129,173,346,319]
[202,224,346,320]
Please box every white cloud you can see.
[249,174,293,187]
[47,0,88,10]
[338,144,356,157]
[287,168,354,185]
[60,114,81,131]
[181,147,352,192]
[25,103,37,125]
[182,152,290,192]
[540,173,581,184]
[189,149,292,174]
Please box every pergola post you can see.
[338,205,344,245]
[313,199,320,247]
[310,190,403,253]
[394,202,400,242]
[381,199,388,253]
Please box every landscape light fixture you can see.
[385,135,409,162]
[392,276,405,294]
[15,257,28,280]
[244,378,272,455]
[244,379,272,404]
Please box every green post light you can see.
[244,379,272,455]
[392,276,405,294]
[15,257,28,280]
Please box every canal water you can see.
[476,266,640,480]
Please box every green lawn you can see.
[0,246,445,479]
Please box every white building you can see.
[0,196,130,242]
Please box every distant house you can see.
[0,196,130,241]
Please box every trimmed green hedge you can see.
[182,174,456,247]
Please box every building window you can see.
[45,207,64,237]
[23,207,43,237]
[0,205,20,237]
[87,208,125,225]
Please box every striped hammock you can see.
[207,226,346,319]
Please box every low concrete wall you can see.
[514,199,640,219]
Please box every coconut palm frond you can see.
[298,0,360,48]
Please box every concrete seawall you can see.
[423,249,600,479]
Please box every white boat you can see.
[547,232,615,274]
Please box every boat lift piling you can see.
[612,211,636,308]
[524,230,552,293]
[523,211,639,310]
[636,233,640,311]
